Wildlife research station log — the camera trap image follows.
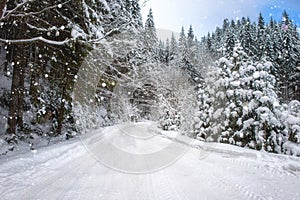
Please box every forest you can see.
[0,0,299,156]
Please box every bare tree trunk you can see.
[56,64,67,135]
[0,0,6,17]
[57,91,65,135]
[17,62,25,127]
[7,64,20,134]
[7,45,26,134]
[29,44,39,105]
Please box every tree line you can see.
[0,1,299,156]
[154,11,300,155]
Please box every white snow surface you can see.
[0,122,300,200]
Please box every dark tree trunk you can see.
[29,44,39,105]
[17,61,25,127]
[0,0,6,17]
[57,92,65,135]
[7,61,20,134]
[7,44,27,134]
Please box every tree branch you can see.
[0,36,71,45]
[9,0,71,18]
[0,0,29,20]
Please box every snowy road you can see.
[1,122,300,200]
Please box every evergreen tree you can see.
[144,8,158,56]
[178,26,189,66]
[224,25,236,56]
[222,18,230,33]
[276,11,300,101]
[165,38,170,64]
[265,17,277,62]
[205,32,212,52]
[131,0,143,28]
[178,26,186,49]
[187,25,194,41]
[205,43,283,151]
[169,33,178,61]
[157,40,166,63]
[256,12,266,59]
[240,17,255,57]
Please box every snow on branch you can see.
[90,22,135,44]
[91,28,120,44]
[0,36,72,45]
[26,22,61,32]
[0,0,29,20]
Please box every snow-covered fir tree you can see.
[194,42,297,153]
[144,8,158,56]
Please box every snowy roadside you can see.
[2,122,300,176]
[158,129,300,177]
[1,122,300,174]
[0,122,300,200]
[0,135,89,199]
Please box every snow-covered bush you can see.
[72,103,110,134]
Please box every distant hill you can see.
[156,28,180,42]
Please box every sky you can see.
[141,0,300,38]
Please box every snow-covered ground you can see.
[0,122,300,200]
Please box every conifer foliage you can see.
[192,11,300,155]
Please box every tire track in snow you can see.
[20,152,96,200]
[153,178,172,200]
[198,144,296,179]
[214,175,267,200]
[205,151,296,200]
[151,171,183,200]
[162,172,190,200]
[171,148,263,200]
[60,163,110,200]
[186,138,299,179]
[215,153,294,178]
[0,142,87,199]
[128,174,154,200]
[55,160,98,200]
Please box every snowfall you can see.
[0,122,300,200]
